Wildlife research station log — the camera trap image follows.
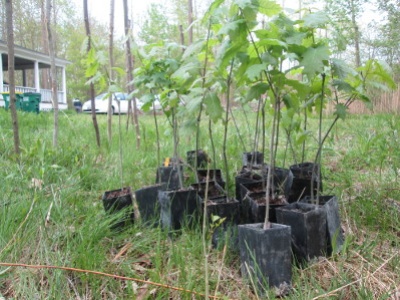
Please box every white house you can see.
[0,40,70,111]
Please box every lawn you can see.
[0,109,399,299]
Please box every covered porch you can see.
[0,40,70,110]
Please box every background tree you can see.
[83,0,101,147]
[107,0,115,142]
[123,0,141,149]
[324,0,367,66]
[5,0,20,157]
[46,0,59,147]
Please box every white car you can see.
[82,92,142,114]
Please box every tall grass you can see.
[0,109,399,299]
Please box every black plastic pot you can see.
[158,189,199,231]
[261,166,293,199]
[242,151,264,167]
[238,223,292,296]
[300,195,344,255]
[197,169,225,189]
[187,149,210,168]
[204,196,240,223]
[276,202,327,264]
[288,162,322,203]
[102,187,134,230]
[235,167,263,202]
[243,192,288,223]
[156,166,183,191]
[134,183,166,227]
[191,181,225,201]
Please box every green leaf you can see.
[332,79,354,93]
[331,58,357,79]
[301,45,330,79]
[185,95,203,114]
[203,0,225,23]
[295,130,312,145]
[234,0,253,9]
[302,11,330,28]
[183,39,205,60]
[246,82,269,101]
[255,38,288,49]
[258,0,282,17]
[246,63,267,80]
[334,103,347,120]
[217,19,246,36]
[204,92,223,122]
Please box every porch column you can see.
[0,53,3,93]
[62,66,66,103]
[22,69,27,87]
[34,60,40,92]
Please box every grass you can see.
[0,109,399,299]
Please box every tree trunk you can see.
[83,0,101,147]
[123,0,140,149]
[40,0,49,87]
[350,0,361,67]
[5,0,20,157]
[46,0,59,147]
[108,0,115,142]
[188,0,193,45]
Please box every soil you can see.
[251,194,288,205]
[105,187,131,200]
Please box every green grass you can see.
[0,109,399,299]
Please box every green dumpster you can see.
[1,92,23,110]
[1,92,41,113]
[21,92,41,113]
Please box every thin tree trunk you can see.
[123,0,140,149]
[350,0,361,67]
[5,0,20,157]
[108,0,115,142]
[46,0,58,147]
[83,0,101,147]
[40,0,50,90]
[188,0,193,45]
[179,25,185,47]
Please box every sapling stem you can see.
[194,21,212,181]
[264,100,279,230]
[222,60,234,197]
[316,74,326,205]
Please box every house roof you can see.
[0,40,70,71]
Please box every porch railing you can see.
[2,84,65,103]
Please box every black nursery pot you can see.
[156,166,183,191]
[261,166,293,199]
[197,169,225,189]
[203,196,240,250]
[134,183,166,227]
[204,196,240,223]
[187,149,210,168]
[235,167,263,202]
[238,223,292,296]
[300,195,344,255]
[243,192,288,223]
[276,202,327,264]
[242,151,264,167]
[288,162,322,203]
[191,181,225,201]
[158,189,199,231]
[102,187,134,230]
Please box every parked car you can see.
[82,92,140,114]
[73,99,82,113]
